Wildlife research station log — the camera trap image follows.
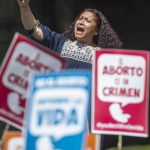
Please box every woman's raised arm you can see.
[17,0,43,40]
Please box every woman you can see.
[17,0,122,69]
[17,1,123,149]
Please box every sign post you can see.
[117,135,122,150]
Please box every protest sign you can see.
[3,131,23,150]
[85,134,100,150]
[92,49,149,137]
[25,70,91,150]
[0,33,66,128]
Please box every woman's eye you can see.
[79,17,83,20]
[86,19,91,23]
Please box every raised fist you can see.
[17,0,30,8]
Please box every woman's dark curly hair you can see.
[63,8,123,48]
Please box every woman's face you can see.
[74,11,98,45]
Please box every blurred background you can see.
[0,0,150,149]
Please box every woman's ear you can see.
[94,28,99,36]
[94,32,98,36]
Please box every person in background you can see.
[17,0,122,69]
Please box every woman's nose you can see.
[79,19,84,25]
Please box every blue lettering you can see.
[37,108,78,126]
[67,109,78,125]
[54,109,64,125]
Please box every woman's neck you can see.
[76,40,97,48]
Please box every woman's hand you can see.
[17,0,30,8]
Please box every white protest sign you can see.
[97,54,145,106]
[30,88,87,140]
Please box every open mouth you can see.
[76,27,85,35]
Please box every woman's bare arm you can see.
[17,0,43,40]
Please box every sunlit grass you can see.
[107,145,150,150]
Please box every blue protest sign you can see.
[25,70,91,150]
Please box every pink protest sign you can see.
[0,33,66,128]
[92,49,149,137]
